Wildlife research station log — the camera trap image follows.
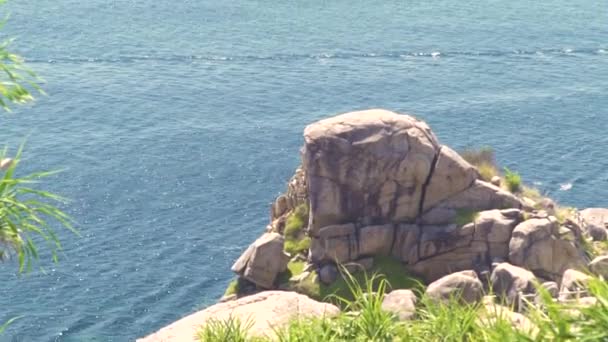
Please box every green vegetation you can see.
[281,256,422,305]
[0,0,43,111]
[455,209,479,227]
[197,316,255,342]
[283,203,310,256]
[503,167,522,193]
[460,147,499,182]
[224,279,240,297]
[200,273,608,342]
[0,146,76,272]
[284,237,311,256]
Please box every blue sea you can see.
[0,0,606,340]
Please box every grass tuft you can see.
[503,167,522,193]
[197,316,253,342]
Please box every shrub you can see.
[503,167,522,193]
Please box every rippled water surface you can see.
[0,1,606,340]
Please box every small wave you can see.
[25,47,608,65]
[559,183,573,191]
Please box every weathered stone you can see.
[303,110,441,233]
[391,224,420,264]
[319,264,338,284]
[490,176,501,187]
[381,289,417,321]
[425,270,484,304]
[358,224,394,256]
[490,263,536,306]
[513,235,586,281]
[310,224,358,263]
[580,208,608,241]
[589,255,608,278]
[474,209,522,243]
[422,146,478,211]
[540,281,559,298]
[138,291,340,342]
[232,233,290,289]
[559,269,591,301]
[509,218,555,266]
[420,181,522,225]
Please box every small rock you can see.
[490,263,536,307]
[580,208,608,241]
[559,269,591,301]
[490,176,501,187]
[540,281,559,298]
[381,289,417,321]
[319,264,338,284]
[589,255,608,278]
[425,270,483,304]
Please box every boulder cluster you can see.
[140,109,608,341]
[232,110,604,290]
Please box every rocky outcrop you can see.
[381,289,418,320]
[231,233,290,289]
[138,291,340,342]
[230,109,587,292]
[425,270,484,304]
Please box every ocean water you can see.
[0,0,606,340]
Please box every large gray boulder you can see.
[231,233,290,289]
[425,270,484,304]
[490,263,537,306]
[138,291,340,342]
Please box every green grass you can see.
[284,237,311,256]
[503,167,522,193]
[477,162,499,182]
[320,256,422,304]
[224,279,240,297]
[455,209,479,227]
[283,203,310,256]
[200,270,608,342]
[197,316,254,342]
